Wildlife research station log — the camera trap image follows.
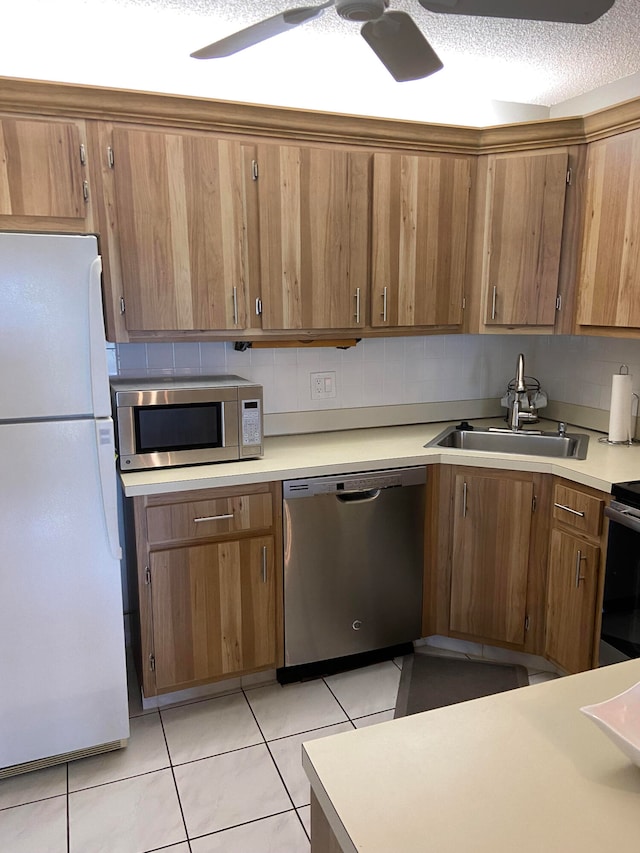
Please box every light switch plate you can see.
[310,371,337,399]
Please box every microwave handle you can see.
[605,503,640,534]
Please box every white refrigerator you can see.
[0,232,129,775]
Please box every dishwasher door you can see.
[283,467,426,667]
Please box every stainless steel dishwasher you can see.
[282,466,426,669]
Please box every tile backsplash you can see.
[107,334,640,421]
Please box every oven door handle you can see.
[604,504,640,534]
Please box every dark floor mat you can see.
[394,650,529,718]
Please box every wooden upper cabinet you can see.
[371,152,471,328]
[577,128,640,329]
[481,149,569,327]
[449,470,533,646]
[0,116,92,228]
[254,142,370,330]
[109,126,253,332]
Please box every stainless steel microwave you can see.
[110,375,263,471]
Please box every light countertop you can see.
[303,659,640,853]
[119,418,640,496]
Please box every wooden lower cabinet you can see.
[544,478,608,674]
[424,465,551,655]
[449,471,534,646]
[131,482,283,698]
[545,530,599,674]
[149,536,276,693]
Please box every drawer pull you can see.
[193,513,234,523]
[261,545,268,583]
[554,503,585,518]
[575,550,587,588]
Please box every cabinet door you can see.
[450,472,533,645]
[577,128,640,328]
[371,152,471,328]
[149,535,276,692]
[545,529,599,674]
[483,150,568,326]
[255,142,370,330]
[110,127,252,332]
[0,117,88,223]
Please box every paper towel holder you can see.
[598,365,640,446]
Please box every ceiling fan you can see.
[190,0,616,83]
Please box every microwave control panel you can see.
[241,398,262,448]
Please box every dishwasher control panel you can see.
[283,466,426,499]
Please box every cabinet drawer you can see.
[146,493,273,546]
[552,484,603,537]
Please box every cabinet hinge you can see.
[119,296,126,315]
[251,159,259,181]
[532,494,537,513]
[79,143,87,166]
[107,146,115,169]
[149,654,155,672]
[82,180,89,203]
[144,566,151,585]
[555,295,562,311]
[524,614,530,632]
[255,297,262,316]
[566,167,572,185]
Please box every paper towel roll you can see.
[608,373,633,442]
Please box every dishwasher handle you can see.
[336,488,381,503]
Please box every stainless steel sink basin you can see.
[426,425,589,459]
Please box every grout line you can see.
[157,712,192,852]
[321,677,359,726]
[186,808,300,845]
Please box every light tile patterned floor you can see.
[0,651,558,853]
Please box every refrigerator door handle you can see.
[96,420,123,561]
[88,256,111,418]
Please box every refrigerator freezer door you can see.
[0,419,129,769]
[0,232,111,421]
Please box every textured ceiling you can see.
[3,0,640,124]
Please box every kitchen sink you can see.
[426,424,589,459]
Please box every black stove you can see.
[611,480,640,507]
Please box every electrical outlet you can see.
[310,371,337,400]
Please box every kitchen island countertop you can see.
[303,658,640,853]
[119,418,640,496]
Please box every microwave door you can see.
[117,396,239,470]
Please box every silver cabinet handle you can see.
[193,513,234,523]
[261,545,268,583]
[575,550,586,588]
[554,503,585,518]
[354,287,361,324]
[491,285,497,320]
[382,286,388,322]
[232,286,239,326]
[462,482,468,517]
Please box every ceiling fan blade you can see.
[361,11,443,82]
[191,2,333,59]
[417,0,615,25]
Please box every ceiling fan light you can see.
[336,0,387,22]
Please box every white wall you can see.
[107,334,640,427]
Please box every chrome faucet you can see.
[509,353,528,431]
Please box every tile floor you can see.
[0,650,559,853]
